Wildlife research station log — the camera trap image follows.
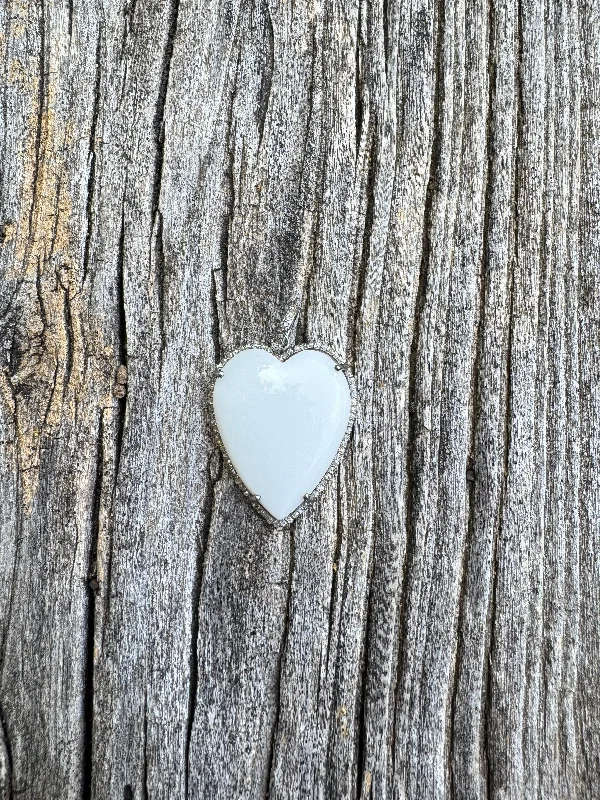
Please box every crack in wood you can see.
[67,0,73,40]
[355,548,375,800]
[142,690,149,800]
[60,275,74,399]
[27,0,47,249]
[82,35,102,287]
[149,0,180,364]
[391,0,446,779]
[325,468,346,679]
[82,410,105,799]
[151,0,180,218]
[153,209,167,362]
[265,525,295,799]
[184,456,221,798]
[257,0,274,147]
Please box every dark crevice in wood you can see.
[351,133,376,367]
[475,3,496,796]
[483,170,516,800]
[537,163,550,759]
[220,162,231,320]
[117,206,128,369]
[356,164,389,797]
[410,3,449,783]
[219,221,230,317]
[35,256,48,331]
[142,690,149,800]
[67,0,73,39]
[82,411,104,800]
[483,216,516,795]
[257,0,274,146]
[449,484,476,800]
[210,98,236,357]
[121,0,138,57]
[298,33,328,349]
[297,103,324,348]
[0,703,13,800]
[219,128,235,335]
[440,226,468,800]
[449,5,495,792]
[391,225,425,799]
[184,460,220,798]
[83,35,102,286]
[61,278,74,397]
[392,0,445,776]
[516,0,529,775]
[484,33,519,786]
[151,0,179,219]
[298,23,318,203]
[210,269,223,366]
[482,241,514,800]
[355,535,376,800]
[265,526,295,799]
[382,0,389,78]
[444,268,466,793]
[114,204,128,488]
[153,209,167,362]
[284,22,319,353]
[477,0,495,496]
[483,498,500,800]
[346,121,371,360]
[123,785,134,800]
[387,512,405,785]
[354,2,364,156]
[297,174,322,348]
[297,258,313,346]
[150,0,179,357]
[100,514,114,651]
[325,468,345,674]
[27,0,46,246]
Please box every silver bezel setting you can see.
[208,343,357,528]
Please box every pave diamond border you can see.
[208,343,357,528]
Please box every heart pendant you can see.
[210,345,356,526]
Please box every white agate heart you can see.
[212,347,353,522]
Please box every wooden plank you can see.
[0,0,599,797]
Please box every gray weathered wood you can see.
[1,0,599,797]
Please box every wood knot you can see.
[113,364,128,398]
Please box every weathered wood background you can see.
[0,0,598,796]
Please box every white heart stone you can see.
[213,348,352,521]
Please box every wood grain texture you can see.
[0,0,598,797]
